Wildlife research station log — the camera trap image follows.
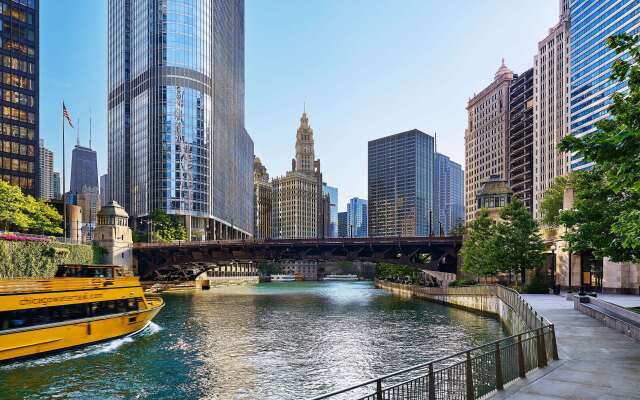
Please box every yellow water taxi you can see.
[0,264,164,363]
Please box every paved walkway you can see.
[491,293,640,400]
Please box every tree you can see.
[540,175,569,227]
[460,209,499,278]
[149,209,187,242]
[559,33,640,263]
[0,181,62,235]
[25,196,63,235]
[495,199,545,286]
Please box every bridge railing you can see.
[309,285,558,400]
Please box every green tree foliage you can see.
[460,210,499,278]
[0,181,62,235]
[540,175,569,227]
[149,209,187,242]
[495,199,546,285]
[376,263,421,285]
[559,33,640,262]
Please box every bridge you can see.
[133,236,463,281]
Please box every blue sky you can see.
[41,0,558,211]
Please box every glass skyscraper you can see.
[322,183,338,237]
[368,129,434,237]
[433,153,464,235]
[347,197,368,237]
[0,0,38,197]
[108,0,254,239]
[569,0,640,170]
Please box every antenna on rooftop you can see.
[89,109,92,149]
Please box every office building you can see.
[52,171,60,200]
[338,211,347,238]
[0,0,38,196]
[532,9,571,219]
[253,156,272,240]
[100,173,109,208]
[346,197,368,237]
[569,0,640,171]
[465,60,515,221]
[509,68,534,212]
[322,183,338,237]
[107,0,253,240]
[39,139,53,200]
[70,144,98,194]
[433,153,464,235]
[368,129,435,237]
[271,112,322,239]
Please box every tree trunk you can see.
[520,268,526,287]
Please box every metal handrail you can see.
[309,284,559,400]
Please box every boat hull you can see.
[0,303,163,363]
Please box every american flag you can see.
[63,103,74,128]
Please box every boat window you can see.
[0,298,140,331]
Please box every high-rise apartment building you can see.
[346,197,368,237]
[433,153,464,235]
[0,0,38,196]
[271,112,322,239]
[253,156,272,240]
[39,139,53,200]
[108,0,253,240]
[338,211,347,238]
[52,171,60,200]
[509,68,534,211]
[100,173,109,208]
[70,144,98,194]
[322,183,338,237]
[368,129,434,237]
[465,61,515,221]
[532,10,570,219]
[568,0,640,171]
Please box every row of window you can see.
[0,174,32,189]
[2,54,33,73]
[0,156,34,173]
[2,87,33,106]
[0,139,34,156]
[2,104,34,123]
[0,2,35,24]
[0,298,143,331]
[2,71,33,90]
[0,122,34,139]
[0,19,35,42]
[0,36,34,57]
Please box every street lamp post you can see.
[551,244,559,295]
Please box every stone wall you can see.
[376,281,542,335]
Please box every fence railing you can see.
[309,285,558,400]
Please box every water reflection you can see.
[0,282,505,399]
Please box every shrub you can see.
[448,278,477,287]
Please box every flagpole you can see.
[62,101,67,242]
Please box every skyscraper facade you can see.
[107,0,253,240]
[368,129,434,237]
[0,0,38,197]
[433,153,464,235]
[253,156,272,240]
[337,211,347,238]
[346,197,368,237]
[322,183,338,237]
[569,0,640,171]
[70,144,98,194]
[465,61,515,221]
[509,68,534,211]
[532,10,570,219]
[39,139,53,200]
[52,171,60,200]
[100,173,109,208]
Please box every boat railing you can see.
[0,277,138,295]
[308,284,558,400]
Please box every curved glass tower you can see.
[108,0,253,239]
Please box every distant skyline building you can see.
[465,60,515,221]
[568,0,640,171]
[323,183,338,237]
[433,153,464,235]
[253,157,272,240]
[0,0,39,196]
[100,174,109,208]
[70,144,98,194]
[368,129,435,237]
[338,211,348,238]
[107,0,253,240]
[271,112,322,239]
[346,197,368,237]
[52,171,61,200]
[533,9,570,219]
[39,139,53,200]
[509,68,534,211]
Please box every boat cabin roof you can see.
[55,264,128,278]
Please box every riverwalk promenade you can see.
[492,294,640,400]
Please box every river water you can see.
[0,281,505,399]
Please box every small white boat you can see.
[323,274,358,281]
[270,274,296,282]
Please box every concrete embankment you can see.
[375,281,541,335]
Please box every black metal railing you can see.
[309,285,559,400]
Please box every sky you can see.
[40,0,559,211]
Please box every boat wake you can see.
[1,322,162,370]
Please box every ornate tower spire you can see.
[294,110,315,174]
